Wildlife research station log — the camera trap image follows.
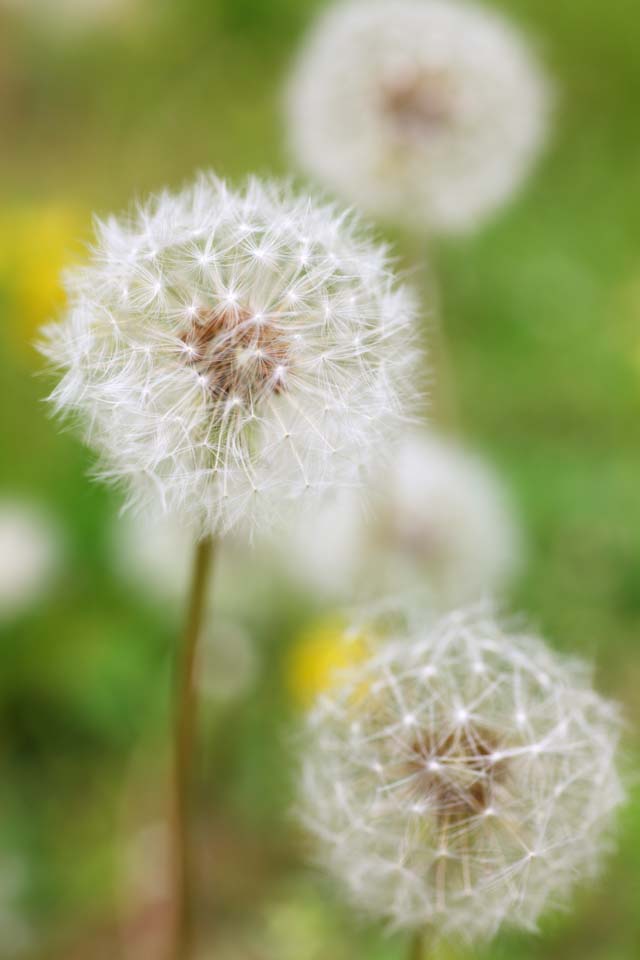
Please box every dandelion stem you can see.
[170,534,215,960]
[409,930,426,960]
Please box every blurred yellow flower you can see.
[286,617,367,707]
[0,204,87,351]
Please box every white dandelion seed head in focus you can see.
[41,175,420,536]
[286,0,550,233]
[0,500,61,622]
[298,605,624,940]
[282,431,521,606]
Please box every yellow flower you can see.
[286,617,367,707]
[0,204,87,351]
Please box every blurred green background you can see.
[1,0,639,957]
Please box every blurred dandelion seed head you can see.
[0,500,62,621]
[198,620,258,704]
[297,606,624,939]
[40,175,420,535]
[286,0,550,232]
[282,431,521,606]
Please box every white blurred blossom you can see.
[41,175,420,536]
[110,509,195,607]
[198,620,258,705]
[298,605,624,940]
[282,431,521,607]
[0,500,61,622]
[110,507,272,617]
[287,0,549,233]
[111,510,256,702]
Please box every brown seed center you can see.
[181,305,290,403]
[406,726,506,819]
[382,69,455,141]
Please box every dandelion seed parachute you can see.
[40,175,419,535]
[286,0,550,233]
[298,606,623,940]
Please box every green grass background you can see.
[0,0,639,957]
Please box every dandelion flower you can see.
[0,205,87,349]
[282,431,521,606]
[41,175,419,535]
[298,605,623,940]
[0,499,61,622]
[286,0,549,233]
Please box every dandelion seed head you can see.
[286,0,550,232]
[40,174,419,535]
[297,605,624,940]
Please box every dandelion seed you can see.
[286,0,550,233]
[297,605,624,940]
[40,174,420,535]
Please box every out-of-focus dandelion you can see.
[41,174,419,537]
[110,509,196,609]
[39,173,420,960]
[110,508,271,618]
[282,431,521,607]
[111,510,259,702]
[0,205,86,353]
[0,499,61,622]
[286,617,367,707]
[198,620,257,705]
[286,0,549,233]
[297,605,623,943]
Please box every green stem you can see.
[170,534,215,960]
